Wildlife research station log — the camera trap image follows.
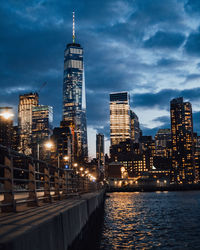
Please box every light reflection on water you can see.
[100,191,200,249]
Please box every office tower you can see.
[130,110,140,142]
[193,133,200,182]
[62,12,88,160]
[32,105,53,159]
[155,129,171,157]
[0,107,14,148]
[18,92,39,155]
[110,92,131,146]
[170,97,195,184]
[51,125,72,168]
[96,133,104,164]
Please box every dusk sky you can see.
[1,0,200,158]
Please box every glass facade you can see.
[155,129,171,157]
[32,105,53,159]
[96,133,104,163]
[110,92,131,146]
[63,43,88,159]
[130,110,141,143]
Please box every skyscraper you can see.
[170,97,195,184]
[110,92,131,146]
[32,105,53,159]
[62,12,88,160]
[18,93,39,155]
[96,133,104,164]
[155,129,171,157]
[130,110,141,142]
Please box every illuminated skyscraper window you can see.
[170,97,195,184]
[110,92,131,146]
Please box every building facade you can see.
[62,23,88,160]
[170,97,195,184]
[18,93,39,155]
[96,133,104,164]
[110,92,131,146]
[130,110,141,142]
[32,105,53,159]
[155,129,171,157]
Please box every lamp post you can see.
[0,108,14,149]
[44,141,54,163]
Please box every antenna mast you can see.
[72,11,75,43]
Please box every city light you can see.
[0,112,14,120]
[44,141,53,150]
[63,156,69,161]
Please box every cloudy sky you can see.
[1,0,200,158]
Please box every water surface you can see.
[100,191,200,249]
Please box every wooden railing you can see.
[0,145,101,212]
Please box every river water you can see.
[99,191,200,249]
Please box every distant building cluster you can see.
[107,92,199,185]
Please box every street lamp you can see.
[44,141,54,150]
[0,111,14,120]
[63,156,69,161]
[44,140,54,163]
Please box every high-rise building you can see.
[62,12,88,160]
[0,107,14,149]
[110,92,131,146]
[51,125,72,168]
[130,110,141,142]
[155,129,171,157]
[32,105,53,159]
[18,92,39,155]
[170,97,195,184]
[96,133,104,164]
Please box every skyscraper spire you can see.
[72,11,75,43]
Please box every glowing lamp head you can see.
[44,141,53,150]
[1,112,14,120]
[63,156,69,161]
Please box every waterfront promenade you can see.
[0,190,105,250]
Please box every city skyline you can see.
[1,1,200,157]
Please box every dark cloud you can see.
[184,29,200,56]
[144,31,185,49]
[131,88,200,110]
[156,58,184,67]
[184,0,200,14]
[152,116,170,125]
[1,0,200,149]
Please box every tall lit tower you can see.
[96,133,104,164]
[62,12,88,160]
[170,97,195,184]
[18,93,39,155]
[110,92,131,146]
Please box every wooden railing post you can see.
[2,154,15,212]
[62,171,67,197]
[28,161,38,206]
[44,164,51,202]
[54,169,60,199]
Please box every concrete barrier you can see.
[0,190,105,250]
